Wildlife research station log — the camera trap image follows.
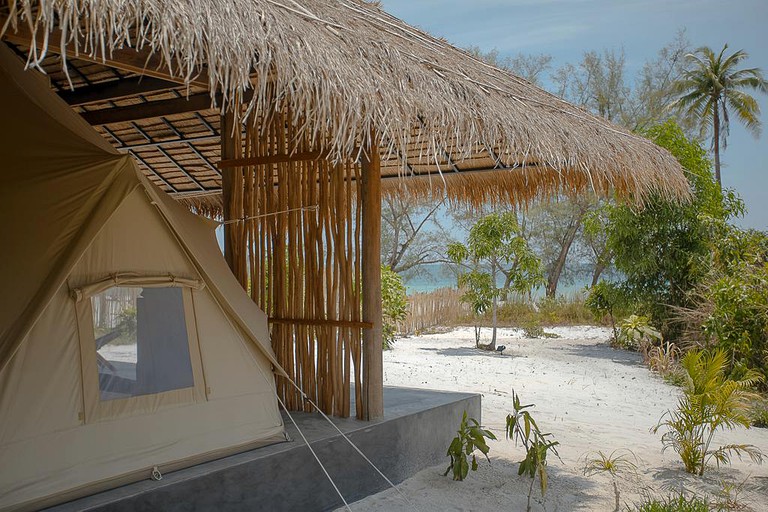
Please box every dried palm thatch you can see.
[1,0,690,205]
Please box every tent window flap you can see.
[92,287,195,401]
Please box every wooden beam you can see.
[1,20,210,88]
[219,150,326,169]
[361,135,384,421]
[221,111,238,275]
[269,318,373,329]
[81,93,214,125]
[58,76,181,105]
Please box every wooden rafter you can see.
[59,77,181,105]
[80,93,215,126]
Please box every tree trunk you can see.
[713,99,721,189]
[490,261,497,351]
[545,218,581,298]
[591,259,607,287]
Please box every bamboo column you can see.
[220,110,237,273]
[361,138,383,420]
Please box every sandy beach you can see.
[343,326,768,511]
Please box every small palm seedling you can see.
[581,449,638,511]
[444,410,497,481]
[505,391,561,512]
[715,476,750,511]
[652,348,764,475]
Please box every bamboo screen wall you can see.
[223,109,365,418]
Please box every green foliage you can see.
[617,315,662,354]
[444,411,497,481]
[586,281,626,341]
[694,224,768,384]
[505,392,560,512]
[495,296,594,327]
[653,349,764,475]
[521,320,560,339]
[454,269,494,347]
[750,396,768,428]
[381,265,407,350]
[632,493,710,512]
[536,296,595,326]
[605,121,740,338]
[449,212,543,350]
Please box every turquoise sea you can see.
[403,263,591,298]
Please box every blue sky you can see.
[380,0,768,230]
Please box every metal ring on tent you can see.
[151,466,163,481]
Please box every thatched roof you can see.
[0,0,690,207]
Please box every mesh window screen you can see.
[91,287,195,401]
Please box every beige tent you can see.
[0,44,286,511]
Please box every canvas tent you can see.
[0,44,286,511]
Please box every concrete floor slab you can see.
[47,386,481,512]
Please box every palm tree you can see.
[670,45,767,188]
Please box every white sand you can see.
[343,326,768,511]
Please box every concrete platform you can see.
[48,387,481,512]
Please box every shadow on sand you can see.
[419,346,510,358]
[561,343,643,368]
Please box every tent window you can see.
[91,286,195,401]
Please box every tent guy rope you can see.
[218,205,319,225]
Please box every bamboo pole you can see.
[221,110,237,274]
[361,135,383,420]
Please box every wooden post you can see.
[361,137,383,420]
[220,110,237,274]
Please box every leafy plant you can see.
[582,449,638,512]
[617,315,662,357]
[633,492,710,512]
[455,270,494,347]
[586,281,626,342]
[381,265,408,350]
[444,411,497,481]
[653,348,764,475]
[448,212,543,351]
[505,392,560,512]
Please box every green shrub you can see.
[632,493,710,512]
[586,281,627,341]
[521,320,560,339]
[700,259,768,386]
[750,395,768,428]
[537,295,595,325]
[617,315,662,356]
[381,265,407,350]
